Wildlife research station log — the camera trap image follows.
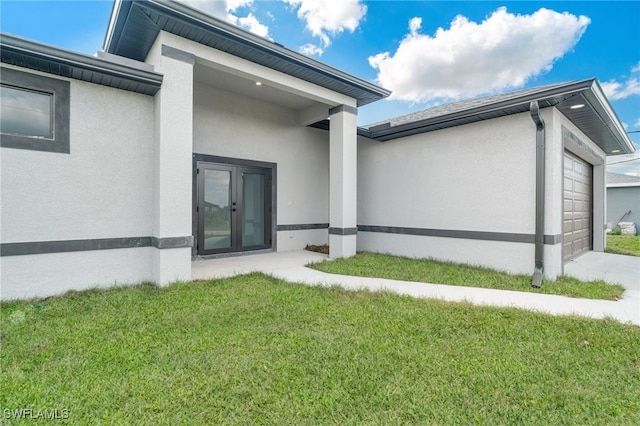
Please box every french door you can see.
[196,161,272,255]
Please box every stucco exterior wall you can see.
[357,108,568,278]
[192,82,330,250]
[1,66,156,299]
[1,249,154,300]
[607,186,640,232]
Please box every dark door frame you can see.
[192,153,277,258]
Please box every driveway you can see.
[564,251,639,293]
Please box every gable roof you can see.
[607,172,640,187]
[103,0,390,106]
[0,33,163,95]
[361,79,634,155]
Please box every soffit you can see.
[194,64,317,110]
[0,33,162,95]
[104,0,390,106]
[362,79,634,156]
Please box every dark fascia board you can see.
[103,0,390,106]
[368,79,595,141]
[365,79,635,155]
[0,32,163,95]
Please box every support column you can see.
[150,44,195,285]
[328,104,358,259]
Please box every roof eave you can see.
[367,79,635,156]
[1,32,163,95]
[104,0,390,106]
[586,80,635,155]
[607,183,640,188]
[369,80,595,141]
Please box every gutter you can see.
[0,33,163,95]
[530,101,545,288]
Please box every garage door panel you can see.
[563,151,592,262]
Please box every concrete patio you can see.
[192,250,640,326]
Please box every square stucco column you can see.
[150,45,196,285]
[329,104,358,259]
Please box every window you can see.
[0,67,70,153]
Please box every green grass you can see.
[2,274,639,424]
[308,252,625,300]
[606,234,640,257]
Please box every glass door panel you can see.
[202,168,232,251]
[241,172,265,247]
[196,160,271,256]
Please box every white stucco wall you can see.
[357,108,569,278]
[607,186,640,231]
[1,66,156,299]
[193,82,330,250]
[1,249,154,300]
[1,67,155,242]
[358,112,540,230]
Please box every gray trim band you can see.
[329,104,358,116]
[329,227,358,236]
[277,223,329,231]
[358,225,562,245]
[161,45,196,65]
[1,236,193,257]
[151,236,194,249]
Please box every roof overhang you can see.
[607,183,640,188]
[103,0,390,107]
[362,79,634,156]
[0,33,163,95]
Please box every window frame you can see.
[1,67,70,154]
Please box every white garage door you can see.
[563,151,592,262]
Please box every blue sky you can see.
[1,0,638,174]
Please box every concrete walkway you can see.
[192,250,640,326]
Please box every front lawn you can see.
[606,234,640,257]
[308,252,624,300]
[2,275,639,424]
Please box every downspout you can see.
[530,101,545,288]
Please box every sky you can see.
[1,0,638,175]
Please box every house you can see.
[0,0,634,300]
[606,172,640,233]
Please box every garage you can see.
[563,151,593,262]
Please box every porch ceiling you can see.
[194,64,318,111]
[104,0,390,107]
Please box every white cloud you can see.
[369,7,590,103]
[226,0,253,11]
[299,43,324,56]
[601,64,640,101]
[180,0,271,38]
[635,118,640,129]
[285,0,366,51]
[180,1,229,18]
[236,13,270,38]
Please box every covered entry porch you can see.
[103,0,390,284]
